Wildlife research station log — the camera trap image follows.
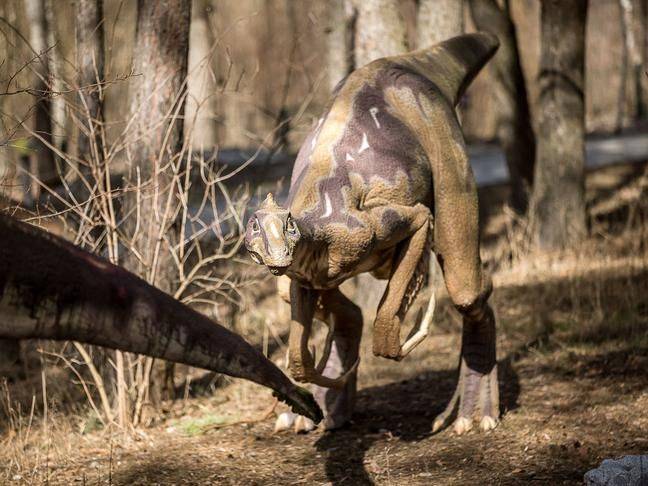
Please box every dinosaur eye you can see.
[251,219,260,233]
[286,218,297,234]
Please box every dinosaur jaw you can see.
[268,265,289,276]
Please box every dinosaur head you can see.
[245,193,300,276]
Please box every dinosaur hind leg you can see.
[433,270,499,435]
[313,288,363,430]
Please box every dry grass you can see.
[1,160,647,485]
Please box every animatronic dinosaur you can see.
[245,33,500,434]
[0,214,323,423]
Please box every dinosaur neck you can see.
[287,231,331,288]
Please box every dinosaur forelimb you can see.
[397,248,439,360]
[397,284,436,360]
[314,320,335,374]
[287,282,359,390]
[373,204,432,360]
[289,316,359,389]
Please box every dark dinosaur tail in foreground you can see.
[0,215,322,423]
[391,32,500,106]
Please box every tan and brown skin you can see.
[0,214,323,423]
[245,33,500,434]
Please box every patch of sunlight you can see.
[173,413,232,436]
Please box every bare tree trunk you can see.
[75,0,105,180]
[530,0,588,250]
[353,0,407,67]
[185,0,217,150]
[618,0,643,127]
[126,0,191,405]
[469,0,535,213]
[128,0,190,297]
[327,0,356,92]
[44,0,66,153]
[641,0,648,118]
[24,0,58,193]
[417,0,464,47]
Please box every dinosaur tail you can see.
[0,214,323,423]
[391,32,500,106]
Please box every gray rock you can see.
[585,456,648,486]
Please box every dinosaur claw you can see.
[479,415,498,432]
[454,416,473,435]
[274,412,296,432]
[432,417,446,433]
[294,415,316,433]
[398,288,436,359]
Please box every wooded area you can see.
[0,1,647,484]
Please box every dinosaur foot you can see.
[274,411,317,433]
[274,332,358,434]
[273,405,352,434]
[273,381,354,434]
[432,360,499,435]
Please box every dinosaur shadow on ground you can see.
[313,350,521,485]
[313,267,648,485]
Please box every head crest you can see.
[260,193,281,211]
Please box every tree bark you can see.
[125,0,191,402]
[185,0,218,150]
[75,0,105,175]
[618,0,643,126]
[641,0,648,118]
[0,214,322,423]
[469,0,535,213]
[327,0,356,92]
[24,0,58,192]
[530,0,588,250]
[417,0,464,47]
[353,0,408,67]
[126,0,191,308]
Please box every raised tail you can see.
[391,32,499,106]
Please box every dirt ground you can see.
[1,160,647,485]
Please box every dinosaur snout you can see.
[264,248,292,274]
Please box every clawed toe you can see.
[454,416,473,435]
[451,415,497,435]
[479,415,498,431]
[432,361,500,435]
[294,415,316,433]
[274,412,317,434]
[274,411,296,432]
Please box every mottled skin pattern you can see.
[246,33,500,434]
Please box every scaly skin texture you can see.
[246,33,501,434]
